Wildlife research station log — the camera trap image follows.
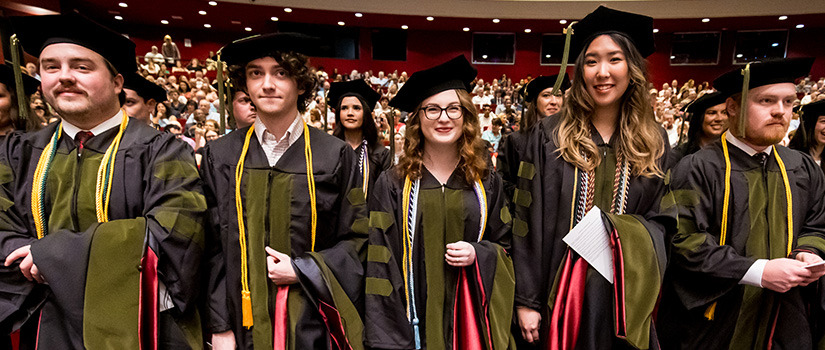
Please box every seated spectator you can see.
[171,60,188,74]
[478,103,494,131]
[142,59,160,75]
[205,51,217,71]
[186,58,206,73]
[482,117,504,152]
[144,45,164,64]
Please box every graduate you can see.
[200,33,368,349]
[328,80,393,198]
[0,13,206,349]
[0,63,41,135]
[364,55,515,350]
[497,73,570,204]
[123,71,169,127]
[512,6,672,349]
[658,57,825,349]
[671,91,729,161]
[788,99,825,167]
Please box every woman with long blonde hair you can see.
[512,6,672,349]
[364,55,515,349]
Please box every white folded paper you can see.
[562,206,614,284]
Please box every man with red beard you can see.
[659,57,825,349]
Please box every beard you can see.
[746,123,787,147]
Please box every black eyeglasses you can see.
[420,104,463,120]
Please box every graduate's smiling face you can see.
[582,35,630,111]
[814,115,825,146]
[536,87,562,116]
[39,43,123,120]
[418,89,464,148]
[729,82,796,147]
[701,103,728,139]
[339,96,365,130]
[244,57,303,118]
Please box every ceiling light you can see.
[355,13,363,18]
[118,2,128,7]
[463,27,470,32]
[199,10,207,15]
[208,1,218,5]
[271,16,279,21]
[161,19,169,24]
[482,55,488,59]
[653,28,659,33]
[702,18,710,23]
[545,54,551,58]
[492,18,500,23]
[204,24,212,28]
[114,15,123,20]
[559,19,567,24]
[772,42,779,47]
[284,8,292,13]
[736,54,744,58]
[426,16,434,21]
[245,27,252,31]
[778,15,788,20]
[524,29,532,33]
[796,24,805,28]
[670,55,676,59]
[401,25,408,29]
[338,21,345,26]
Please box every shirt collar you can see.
[254,112,304,146]
[61,109,125,139]
[724,130,772,157]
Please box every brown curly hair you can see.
[397,89,489,184]
[228,51,317,113]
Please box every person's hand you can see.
[265,247,298,285]
[445,241,476,267]
[795,252,825,285]
[516,306,541,343]
[211,330,236,350]
[762,258,811,293]
[4,245,45,283]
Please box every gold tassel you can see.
[704,302,717,320]
[242,290,253,328]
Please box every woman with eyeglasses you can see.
[512,6,672,349]
[364,55,515,349]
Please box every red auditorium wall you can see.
[124,25,825,88]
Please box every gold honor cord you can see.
[31,111,130,238]
[706,133,793,320]
[401,176,413,320]
[10,35,28,122]
[235,121,318,328]
[552,21,577,96]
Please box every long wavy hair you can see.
[554,33,664,178]
[397,89,489,184]
[332,94,379,148]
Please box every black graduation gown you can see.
[512,116,673,349]
[200,125,368,350]
[362,143,393,199]
[0,118,206,349]
[496,129,529,208]
[364,167,515,350]
[657,140,825,350]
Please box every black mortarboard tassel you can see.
[389,55,477,112]
[10,12,137,74]
[123,72,168,103]
[328,80,381,110]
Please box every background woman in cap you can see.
[364,55,514,349]
[671,91,729,161]
[329,80,393,198]
[512,6,671,349]
[788,99,825,168]
[0,63,41,135]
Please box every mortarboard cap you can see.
[10,12,137,74]
[328,80,381,110]
[218,32,320,66]
[123,72,168,103]
[713,57,814,136]
[389,55,477,112]
[524,73,570,102]
[798,99,825,133]
[713,57,814,94]
[684,91,728,116]
[0,63,39,96]
[570,6,655,59]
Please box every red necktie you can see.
[74,131,94,151]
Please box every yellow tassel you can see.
[242,290,253,328]
[704,302,717,320]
